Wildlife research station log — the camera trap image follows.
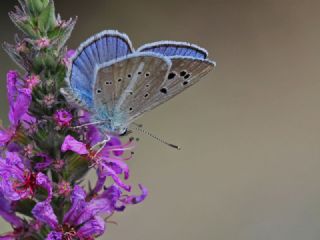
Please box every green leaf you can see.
[38,2,56,33]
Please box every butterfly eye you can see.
[160,88,168,94]
[168,72,176,80]
[96,89,102,94]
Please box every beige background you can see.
[1,0,320,239]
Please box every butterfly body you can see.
[64,30,215,135]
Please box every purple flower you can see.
[0,152,52,201]
[25,75,40,89]
[43,94,55,107]
[0,193,23,228]
[61,135,88,155]
[62,49,76,66]
[35,37,50,49]
[53,109,73,127]
[61,135,133,191]
[57,181,72,197]
[34,185,120,239]
[0,71,32,147]
[34,154,53,171]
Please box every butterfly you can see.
[62,30,216,137]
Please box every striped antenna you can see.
[132,123,181,150]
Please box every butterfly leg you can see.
[90,135,111,157]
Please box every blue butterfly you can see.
[63,30,215,136]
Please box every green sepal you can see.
[38,2,56,33]
[11,19,39,38]
[63,152,90,182]
[26,0,49,16]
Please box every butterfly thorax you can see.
[93,110,128,135]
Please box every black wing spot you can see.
[145,84,150,88]
[180,71,187,77]
[144,93,149,98]
[183,81,189,86]
[128,74,132,78]
[168,72,176,80]
[129,91,133,95]
[145,72,150,77]
[129,107,133,111]
[138,72,142,75]
[105,81,112,85]
[160,88,168,94]
[184,74,191,79]
[118,78,122,82]
[96,89,102,93]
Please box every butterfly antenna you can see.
[132,123,181,150]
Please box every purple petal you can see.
[0,129,14,147]
[0,236,16,240]
[99,164,131,192]
[32,201,58,229]
[36,173,53,200]
[123,184,148,205]
[35,154,53,171]
[46,232,63,240]
[6,71,19,104]
[65,50,76,59]
[92,169,107,194]
[99,137,125,157]
[77,216,105,238]
[105,158,130,179]
[61,135,89,155]
[8,89,31,125]
[63,185,87,224]
[0,193,23,228]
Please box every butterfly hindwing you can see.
[66,30,134,109]
[93,53,171,129]
[137,41,208,59]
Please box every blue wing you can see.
[66,30,134,109]
[137,41,208,60]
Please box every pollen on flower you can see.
[35,37,51,49]
[23,144,34,157]
[16,42,28,53]
[54,109,73,127]
[53,159,65,171]
[25,75,40,89]
[57,181,72,197]
[43,94,55,107]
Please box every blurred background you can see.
[1,0,320,239]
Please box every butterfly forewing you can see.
[66,30,216,134]
[66,30,133,109]
[93,53,171,128]
[127,57,215,122]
